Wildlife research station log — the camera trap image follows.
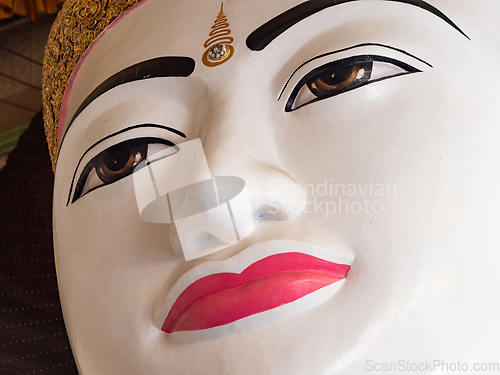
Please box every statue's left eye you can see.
[71,137,178,203]
[285,55,420,112]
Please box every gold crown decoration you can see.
[42,0,144,171]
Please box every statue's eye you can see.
[285,55,420,112]
[72,137,178,203]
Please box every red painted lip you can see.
[162,252,351,333]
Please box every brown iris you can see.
[95,145,147,184]
[306,61,373,98]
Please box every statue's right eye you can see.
[71,137,178,203]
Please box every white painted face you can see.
[53,0,500,374]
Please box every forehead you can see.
[61,0,490,131]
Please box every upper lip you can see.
[157,240,354,334]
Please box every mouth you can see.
[160,240,353,337]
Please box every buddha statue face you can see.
[52,0,500,373]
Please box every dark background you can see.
[0,111,78,374]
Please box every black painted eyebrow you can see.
[246,0,469,51]
[60,56,195,146]
[66,124,186,206]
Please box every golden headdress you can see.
[42,0,144,171]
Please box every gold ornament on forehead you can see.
[202,3,234,67]
[42,0,145,171]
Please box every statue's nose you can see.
[168,175,253,260]
[133,139,253,260]
[133,138,305,260]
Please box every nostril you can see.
[255,210,283,222]
[255,211,268,221]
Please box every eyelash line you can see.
[66,124,186,207]
[278,42,433,101]
[285,55,420,112]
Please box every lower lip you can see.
[162,252,351,333]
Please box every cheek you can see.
[53,173,180,368]
[271,72,472,296]
[273,67,466,221]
